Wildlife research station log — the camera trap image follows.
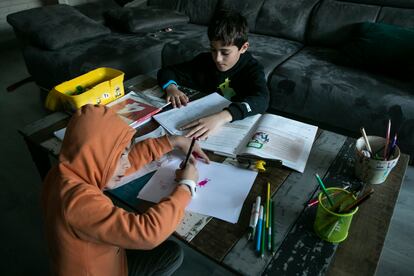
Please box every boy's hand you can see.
[165,85,189,108]
[167,135,210,164]
[176,158,198,183]
[180,110,232,140]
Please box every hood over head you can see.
[59,104,136,190]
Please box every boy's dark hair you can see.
[207,10,248,49]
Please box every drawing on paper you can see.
[247,131,270,149]
[198,178,211,187]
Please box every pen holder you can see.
[354,136,400,184]
[313,188,358,243]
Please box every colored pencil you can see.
[360,127,372,155]
[339,188,374,214]
[384,119,391,160]
[315,173,334,207]
[266,182,270,228]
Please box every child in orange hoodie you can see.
[42,104,209,276]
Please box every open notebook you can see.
[153,93,318,172]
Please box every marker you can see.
[248,196,261,240]
[261,205,266,258]
[182,137,196,168]
[268,199,272,251]
[271,200,276,253]
[315,173,334,207]
[255,205,264,253]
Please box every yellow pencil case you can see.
[45,67,125,112]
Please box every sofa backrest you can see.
[147,0,219,25]
[254,0,321,42]
[308,0,414,46]
[216,0,265,32]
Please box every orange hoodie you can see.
[42,104,191,276]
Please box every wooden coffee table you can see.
[19,77,410,276]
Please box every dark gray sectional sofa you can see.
[7,0,414,162]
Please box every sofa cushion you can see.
[342,22,414,79]
[22,33,165,89]
[267,46,414,159]
[104,7,189,33]
[6,4,110,50]
[254,0,320,42]
[308,0,379,46]
[377,6,414,28]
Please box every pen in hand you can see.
[182,137,196,169]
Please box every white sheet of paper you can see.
[153,93,230,135]
[137,156,257,223]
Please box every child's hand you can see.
[176,158,198,183]
[180,110,232,140]
[167,136,210,164]
[165,85,189,108]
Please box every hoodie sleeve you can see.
[126,136,173,174]
[64,184,191,250]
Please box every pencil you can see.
[266,182,270,228]
[315,173,334,207]
[360,127,372,155]
[384,119,391,160]
[339,188,374,214]
[182,137,196,168]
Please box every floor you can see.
[1,39,413,275]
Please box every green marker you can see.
[268,199,272,251]
[315,173,334,207]
[261,204,266,258]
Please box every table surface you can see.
[19,76,410,276]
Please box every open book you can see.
[153,93,318,172]
[108,91,161,128]
[54,91,162,140]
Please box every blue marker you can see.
[255,205,264,253]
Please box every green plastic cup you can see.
[313,188,358,243]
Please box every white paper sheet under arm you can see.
[137,156,258,223]
[153,93,231,135]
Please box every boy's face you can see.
[106,142,132,189]
[210,40,249,72]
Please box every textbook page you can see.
[199,114,261,156]
[240,114,318,173]
[153,93,231,135]
[137,155,257,223]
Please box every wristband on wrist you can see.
[178,179,197,197]
[162,80,178,91]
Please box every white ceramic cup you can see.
[355,136,400,184]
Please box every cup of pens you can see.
[313,187,358,243]
[354,135,400,184]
